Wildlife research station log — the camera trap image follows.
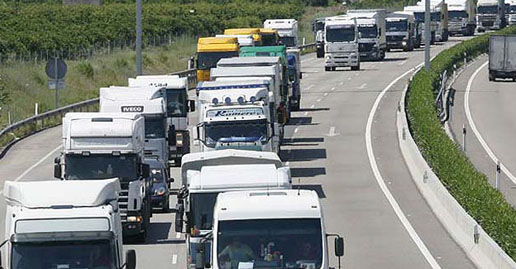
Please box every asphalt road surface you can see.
[0,36,478,268]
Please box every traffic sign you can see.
[48,79,65,90]
[45,58,67,80]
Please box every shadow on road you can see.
[287,116,318,126]
[280,148,327,161]
[380,57,408,62]
[298,107,330,112]
[291,167,326,178]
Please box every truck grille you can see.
[387,35,404,42]
[482,21,494,27]
[359,43,375,52]
[119,182,130,221]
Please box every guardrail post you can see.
[496,161,501,191]
[462,123,467,152]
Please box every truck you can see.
[488,35,516,81]
[404,5,438,44]
[264,19,299,48]
[446,0,476,36]
[100,86,170,167]
[259,28,281,46]
[430,0,450,41]
[194,86,282,153]
[287,51,302,110]
[347,9,387,61]
[215,34,255,47]
[324,15,360,71]
[54,112,152,242]
[194,189,345,269]
[210,65,289,124]
[386,12,416,51]
[508,0,516,25]
[477,0,506,31]
[313,17,327,58]
[175,150,291,268]
[128,75,196,166]
[224,28,262,45]
[2,179,136,269]
[196,37,240,82]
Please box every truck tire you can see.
[351,63,360,71]
[331,67,336,71]
[317,49,324,58]
[300,72,303,79]
[489,72,495,81]
[325,66,331,71]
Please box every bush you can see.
[407,26,516,259]
[77,61,94,79]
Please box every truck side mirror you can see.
[141,163,150,178]
[189,100,196,112]
[124,249,136,269]
[175,204,184,233]
[168,125,176,145]
[335,237,344,257]
[54,163,61,179]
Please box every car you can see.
[144,158,172,212]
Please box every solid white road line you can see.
[365,64,442,269]
[464,61,516,185]
[0,144,62,193]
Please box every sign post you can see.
[45,57,67,109]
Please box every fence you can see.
[0,43,315,156]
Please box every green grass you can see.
[407,26,516,259]
[0,36,196,127]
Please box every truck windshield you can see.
[510,6,516,13]
[414,12,424,22]
[262,34,278,46]
[280,36,296,47]
[189,193,219,231]
[449,10,468,19]
[197,51,239,71]
[145,115,166,139]
[11,240,114,269]
[326,26,355,42]
[358,25,378,38]
[166,89,188,117]
[65,154,138,181]
[478,5,498,14]
[204,119,268,148]
[217,218,323,269]
[387,20,408,31]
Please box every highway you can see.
[0,36,478,268]
[448,55,516,207]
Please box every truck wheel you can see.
[317,50,324,58]
[174,158,181,167]
[300,72,303,79]
[331,67,336,71]
[351,63,360,71]
[325,66,331,72]
[489,73,494,81]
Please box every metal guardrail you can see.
[0,44,316,157]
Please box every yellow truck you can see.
[224,28,263,45]
[196,37,239,82]
[259,28,280,46]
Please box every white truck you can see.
[324,15,360,71]
[416,0,449,42]
[477,0,506,31]
[263,19,299,48]
[195,86,281,153]
[55,112,152,242]
[2,179,136,269]
[175,150,291,268]
[194,189,345,269]
[128,75,196,166]
[216,34,255,47]
[508,0,516,25]
[100,86,171,167]
[488,35,516,81]
[404,5,438,44]
[446,0,476,36]
[347,9,387,61]
[386,12,416,51]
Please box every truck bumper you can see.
[325,54,359,67]
[122,217,144,237]
[387,41,407,50]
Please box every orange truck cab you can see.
[196,37,239,82]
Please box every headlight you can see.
[402,41,407,46]
[154,187,166,196]
[176,132,183,147]
[127,216,142,222]
[325,55,331,60]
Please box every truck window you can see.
[280,36,296,47]
[11,240,115,269]
[145,115,166,139]
[65,154,138,181]
[217,218,323,269]
[197,51,239,70]
[449,11,468,19]
[326,26,355,42]
[190,193,219,230]
[478,5,498,14]
[358,25,378,38]
[387,20,408,32]
[166,89,188,117]
[204,119,268,148]
[414,12,425,22]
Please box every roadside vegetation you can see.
[407,25,516,258]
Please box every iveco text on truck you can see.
[175,150,291,268]
[324,16,360,71]
[347,9,387,61]
[2,179,136,269]
[55,113,152,242]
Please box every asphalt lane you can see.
[0,40,478,268]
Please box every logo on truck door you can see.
[121,106,144,112]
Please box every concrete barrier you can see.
[397,79,516,269]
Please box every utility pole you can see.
[425,0,431,70]
[136,0,142,76]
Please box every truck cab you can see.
[55,112,152,242]
[386,12,416,51]
[263,19,299,48]
[175,150,291,268]
[476,0,506,31]
[196,37,240,82]
[128,75,196,166]
[196,189,344,269]
[2,179,136,269]
[508,0,516,25]
[446,0,476,36]
[100,86,170,168]
[259,28,281,46]
[347,9,387,61]
[195,87,281,153]
[324,16,360,71]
